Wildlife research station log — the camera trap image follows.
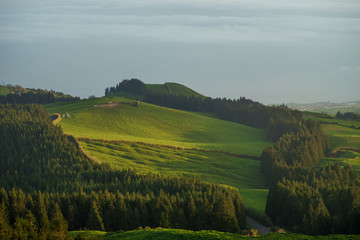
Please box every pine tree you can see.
[49,203,70,240]
[86,201,105,231]
[0,201,12,240]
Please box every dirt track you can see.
[246,217,271,235]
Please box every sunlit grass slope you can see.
[80,140,267,190]
[46,96,270,156]
[71,229,360,240]
[321,124,360,150]
[0,86,11,96]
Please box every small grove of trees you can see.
[0,104,247,237]
[336,111,360,121]
[105,79,146,96]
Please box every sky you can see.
[0,0,359,104]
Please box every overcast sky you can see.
[0,0,359,104]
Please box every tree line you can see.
[336,111,360,121]
[0,89,79,105]
[105,79,146,96]
[0,104,247,238]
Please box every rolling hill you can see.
[46,96,269,156]
[46,95,271,212]
[145,82,204,98]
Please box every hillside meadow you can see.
[46,96,270,156]
[80,139,268,212]
[321,124,360,150]
[46,96,271,212]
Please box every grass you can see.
[80,140,267,190]
[319,150,360,177]
[321,124,360,150]
[145,83,204,98]
[46,96,271,212]
[304,113,360,179]
[0,86,11,96]
[304,113,360,128]
[146,84,171,95]
[46,96,270,156]
[165,82,204,98]
[239,189,269,213]
[70,229,360,240]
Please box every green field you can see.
[239,189,269,213]
[0,86,11,96]
[304,113,360,128]
[80,140,267,189]
[321,124,360,150]
[145,82,204,98]
[80,140,267,212]
[46,96,270,156]
[71,229,360,240]
[145,84,171,95]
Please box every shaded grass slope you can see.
[146,82,204,98]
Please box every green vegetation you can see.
[304,113,360,128]
[1,104,248,238]
[165,82,204,98]
[71,229,360,240]
[46,96,270,156]
[239,189,268,213]
[321,124,360,150]
[80,140,266,190]
[319,150,360,177]
[146,84,171,95]
[0,86,11,96]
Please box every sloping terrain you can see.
[146,82,204,98]
[46,96,271,212]
[46,96,269,156]
[0,86,11,95]
[305,113,360,176]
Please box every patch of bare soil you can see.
[94,102,121,108]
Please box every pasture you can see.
[46,96,270,156]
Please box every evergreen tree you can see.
[0,201,12,240]
[86,201,105,231]
[49,204,70,240]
